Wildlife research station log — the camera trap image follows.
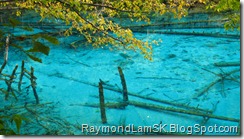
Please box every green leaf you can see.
[0,42,4,48]
[0,30,4,38]
[27,41,50,55]
[0,123,4,130]
[11,43,23,50]
[6,130,17,135]
[9,18,21,27]
[41,35,59,45]
[33,34,59,45]
[26,53,42,63]
[21,26,33,31]
[0,88,8,95]
[12,115,22,134]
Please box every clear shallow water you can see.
[0,16,240,135]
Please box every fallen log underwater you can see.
[46,72,211,113]
[70,100,239,123]
[40,72,239,123]
[131,30,240,39]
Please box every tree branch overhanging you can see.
[56,0,125,44]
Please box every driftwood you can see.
[198,101,219,135]
[0,102,53,113]
[70,100,239,123]
[5,65,18,100]
[47,73,211,113]
[98,81,107,124]
[132,30,239,39]
[128,101,239,123]
[0,35,9,74]
[118,67,128,103]
[18,60,25,91]
[135,76,185,81]
[30,67,39,104]
[123,19,229,28]
[24,69,37,79]
[192,78,221,99]
[64,54,90,67]
[193,68,240,99]
[214,61,240,67]
[71,102,127,109]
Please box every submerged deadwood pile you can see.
[0,36,38,134]
[0,36,82,135]
[0,36,39,104]
[68,66,240,135]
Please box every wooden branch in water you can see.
[0,61,7,74]
[192,78,221,99]
[198,101,219,134]
[99,81,107,124]
[0,35,10,74]
[214,61,240,67]
[30,67,39,104]
[7,65,18,91]
[135,76,185,81]
[132,30,239,39]
[71,100,239,123]
[123,19,229,28]
[118,67,129,103]
[193,68,240,99]
[18,60,25,91]
[24,69,37,79]
[46,73,211,113]
[0,102,53,113]
[64,54,90,67]
[5,65,18,100]
[128,101,240,123]
[71,102,127,109]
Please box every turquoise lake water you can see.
[0,12,240,135]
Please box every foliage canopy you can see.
[0,0,240,61]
